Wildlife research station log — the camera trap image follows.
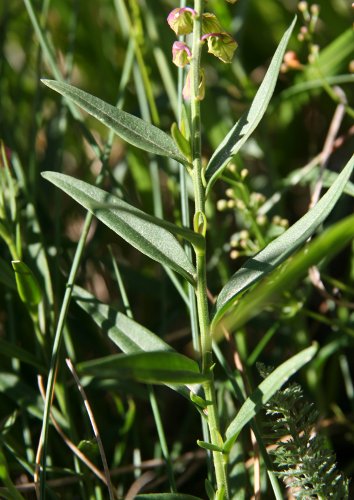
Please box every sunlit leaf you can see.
[41,79,187,164]
[212,154,354,329]
[42,172,197,285]
[221,213,354,332]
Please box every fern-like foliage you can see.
[258,363,349,499]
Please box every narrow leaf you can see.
[222,213,354,332]
[74,286,192,399]
[0,338,44,372]
[74,286,172,354]
[212,154,354,328]
[224,344,317,452]
[77,351,209,385]
[205,17,296,195]
[41,172,197,285]
[41,79,187,163]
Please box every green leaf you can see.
[41,172,197,285]
[224,344,317,452]
[222,213,354,332]
[74,286,172,354]
[0,257,16,290]
[212,154,354,329]
[12,260,42,307]
[74,287,193,399]
[205,17,296,195]
[77,351,209,385]
[41,79,187,164]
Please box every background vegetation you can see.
[0,0,353,498]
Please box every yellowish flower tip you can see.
[239,230,249,240]
[217,199,228,211]
[310,4,320,16]
[230,249,240,260]
[256,214,267,226]
[240,168,248,179]
[298,1,308,12]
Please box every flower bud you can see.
[167,7,196,36]
[202,32,238,64]
[183,68,205,100]
[172,41,191,68]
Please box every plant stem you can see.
[190,1,229,497]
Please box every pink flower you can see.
[172,41,192,68]
[167,7,196,36]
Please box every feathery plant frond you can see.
[258,363,349,499]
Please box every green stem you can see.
[190,1,229,497]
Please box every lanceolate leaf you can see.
[212,154,354,328]
[205,17,296,195]
[41,79,187,164]
[222,213,354,332]
[224,344,317,452]
[74,286,172,354]
[77,351,209,385]
[74,286,193,398]
[41,172,197,285]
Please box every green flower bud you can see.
[202,13,223,35]
[167,7,196,36]
[202,32,238,64]
[172,41,191,68]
